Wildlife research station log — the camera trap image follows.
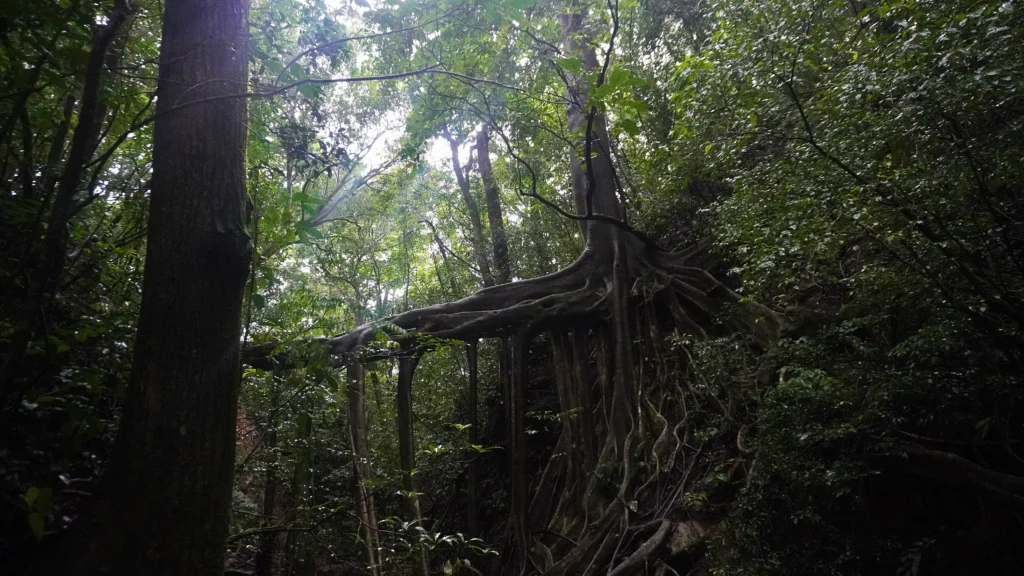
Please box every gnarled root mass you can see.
[324,238,773,357]
[304,228,780,575]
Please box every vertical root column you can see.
[465,341,480,538]
[508,335,530,561]
[397,355,428,576]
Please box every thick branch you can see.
[324,253,595,354]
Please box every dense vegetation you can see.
[2,0,1022,574]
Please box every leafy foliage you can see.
[3,0,1024,573]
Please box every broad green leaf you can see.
[28,513,44,540]
[556,58,583,75]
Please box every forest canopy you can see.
[2,0,1023,574]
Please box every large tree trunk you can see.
[558,12,636,453]
[63,0,251,573]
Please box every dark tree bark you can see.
[37,95,77,202]
[508,336,529,556]
[255,425,279,576]
[63,0,251,573]
[559,12,636,452]
[476,128,511,285]
[465,341,481,537]
[572,328,596,473]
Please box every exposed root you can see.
[607,520,673,576]
[309,236,748,364]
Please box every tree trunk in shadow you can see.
[285,408,313,576]
[255,423,279,576]
[466,341,480,538]
[477,127,511,285]
[348,359,381,576]
[397,355,429,576]
[59,0,251,573]
[0,0,132,406]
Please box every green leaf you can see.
[555,57,582,75]
[619,118,640,136]
[624,99,649,113]
[35,488,52,515]
[47,335,70,354]
[28,513,43,540]
[295,412,312,431]
[590,82,612,100]
[266,60,284,75]
[606,68,630,88]
[297,81,320,99]
[295,221,325,244]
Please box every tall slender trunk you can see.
[285,412,314,576]
[442,125,493,287]
[254,426,279,576]
[254,374,281,576]
[476,128,511,285]
[476,128,521,555]
[0,5,74,150]
[37,95,77,202]
[397,355,429,576]
[508,336,529,555]
[465,341,480,537]
[63,0,251,573]
[348,356,381,576]
[470,127,514,541]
